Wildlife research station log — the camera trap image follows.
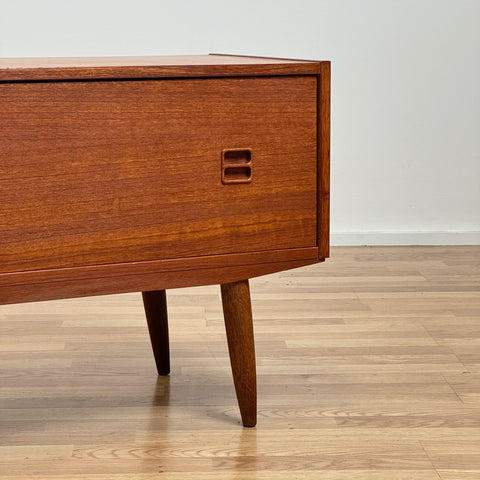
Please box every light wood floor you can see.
[1,246,479,479]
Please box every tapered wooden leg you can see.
[221,279,257,427]
[142,290,170,375]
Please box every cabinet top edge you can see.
[0,54,329,81]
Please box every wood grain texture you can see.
[0,55,330,306]
[0,76,317,274]
[142,290,170,375]
[221,279,257,427]
[0,54,323,81]
[0,248,320,305]
[0,246,478,478]
[317,62,331,259]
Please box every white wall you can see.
[1,0,479,245]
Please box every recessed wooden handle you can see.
[222,148,252,184]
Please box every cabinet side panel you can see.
[317,62,331,258]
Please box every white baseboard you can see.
[331,231,480,246]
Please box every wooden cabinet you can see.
[0,54,330,426]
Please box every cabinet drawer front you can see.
[0,76,317,273]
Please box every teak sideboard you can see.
[0,54,330,427]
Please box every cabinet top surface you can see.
[0,54,326,81]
